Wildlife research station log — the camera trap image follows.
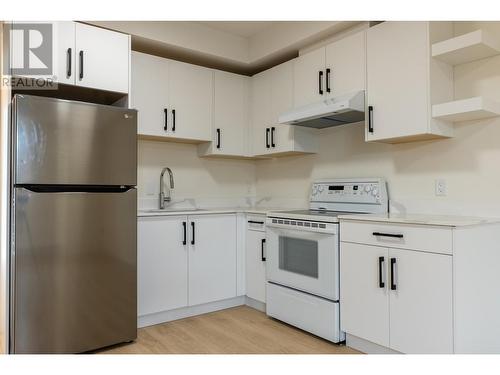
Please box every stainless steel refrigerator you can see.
[10,94,137,353]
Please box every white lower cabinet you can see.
[188,215,237,305]
[245,215,266,303]
[341,242,453,354]
[138,214,237,321]
[138,216,188,316]
[388,248,453,354]
[340,243,390,347]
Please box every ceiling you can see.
[197,21,276,38]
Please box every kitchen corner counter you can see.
[137,207,282,217]
[338,213,500,227]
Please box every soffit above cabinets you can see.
[86,21,363,75]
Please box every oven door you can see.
[266,225,339,300]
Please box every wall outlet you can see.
[435,179,447,196]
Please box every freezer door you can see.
[11,187,137,353]
[14,94,137,186]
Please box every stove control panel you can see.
[310,178,388,214]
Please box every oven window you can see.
[278,237,318,278]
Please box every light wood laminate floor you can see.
[98,306,360,354]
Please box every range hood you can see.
[279,90,365,129]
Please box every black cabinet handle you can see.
[191,221,195,245]
[182,221,187,245]
[261,239,266,261]
[79,50,84,80]
[390,258,397,290]
[66,48,72,78]
[266,128,270,149]
[318,70,324,95]
[271,127,276,148]
[378,256,385,288]
[216,128,221,149]
[373,232,404,239]
[248,220,264,225]
[368,105,374,133]
[164,108,168,131]
[326,68,331,93]
[172,109,176,132]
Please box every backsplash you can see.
[137,140,256,209]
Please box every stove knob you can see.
[312,186,318,196]
[372,188,379,196]
[318,185,324,193]
[364,185,372,192]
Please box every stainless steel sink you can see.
[140,208,206,213]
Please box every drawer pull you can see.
[261,238,266,261]
[373,232,404,239]
[248,220,264,225]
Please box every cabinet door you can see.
[340,242,390,347]
[293,47,326,108]
[250,70,272,156]
[131,52,169,137]
[389,248,453,354]
[366,22,429,141]
[325,31,366,97]
[10,21,75,85]
[245,230,266,303]
[137,216,188,316]
[213,71,249,155]
[168,60,212,141]
[75,23,129,93]
[270,60,295,153]
[54,22,76,85]
[188,215,237,306]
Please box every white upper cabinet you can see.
[168,60,213,141]
[54,22,76,85]
[131,52,169,138]
[10,21,130,93]
[293,48,326,108]
[250,69,272,156]
[198,71,249,157]
[325,31,366,97]
[366,21,454,143]
[131,52,213,142]
[293,30,366,107]
[75,23,130,93]
[251,60,318,157]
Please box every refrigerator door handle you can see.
[17,185,135,193]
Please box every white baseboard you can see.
[346,334,400,354]
[138,296,246,328]
[245,296,266,312]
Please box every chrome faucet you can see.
[159,167,174,209]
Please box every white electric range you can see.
[265,178,389,343]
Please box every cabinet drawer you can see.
[266,282,343,342]
[341,221,452,255]
[246,214,266,232]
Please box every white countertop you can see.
[338,213,500,227]
[137,207,284,217]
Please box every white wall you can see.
[255,22,500,217]
[138,140,256,208]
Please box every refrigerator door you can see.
[11,187,137,353]
[13,94,137,186]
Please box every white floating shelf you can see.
[432,29,500,65]
[432,97,500,122]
